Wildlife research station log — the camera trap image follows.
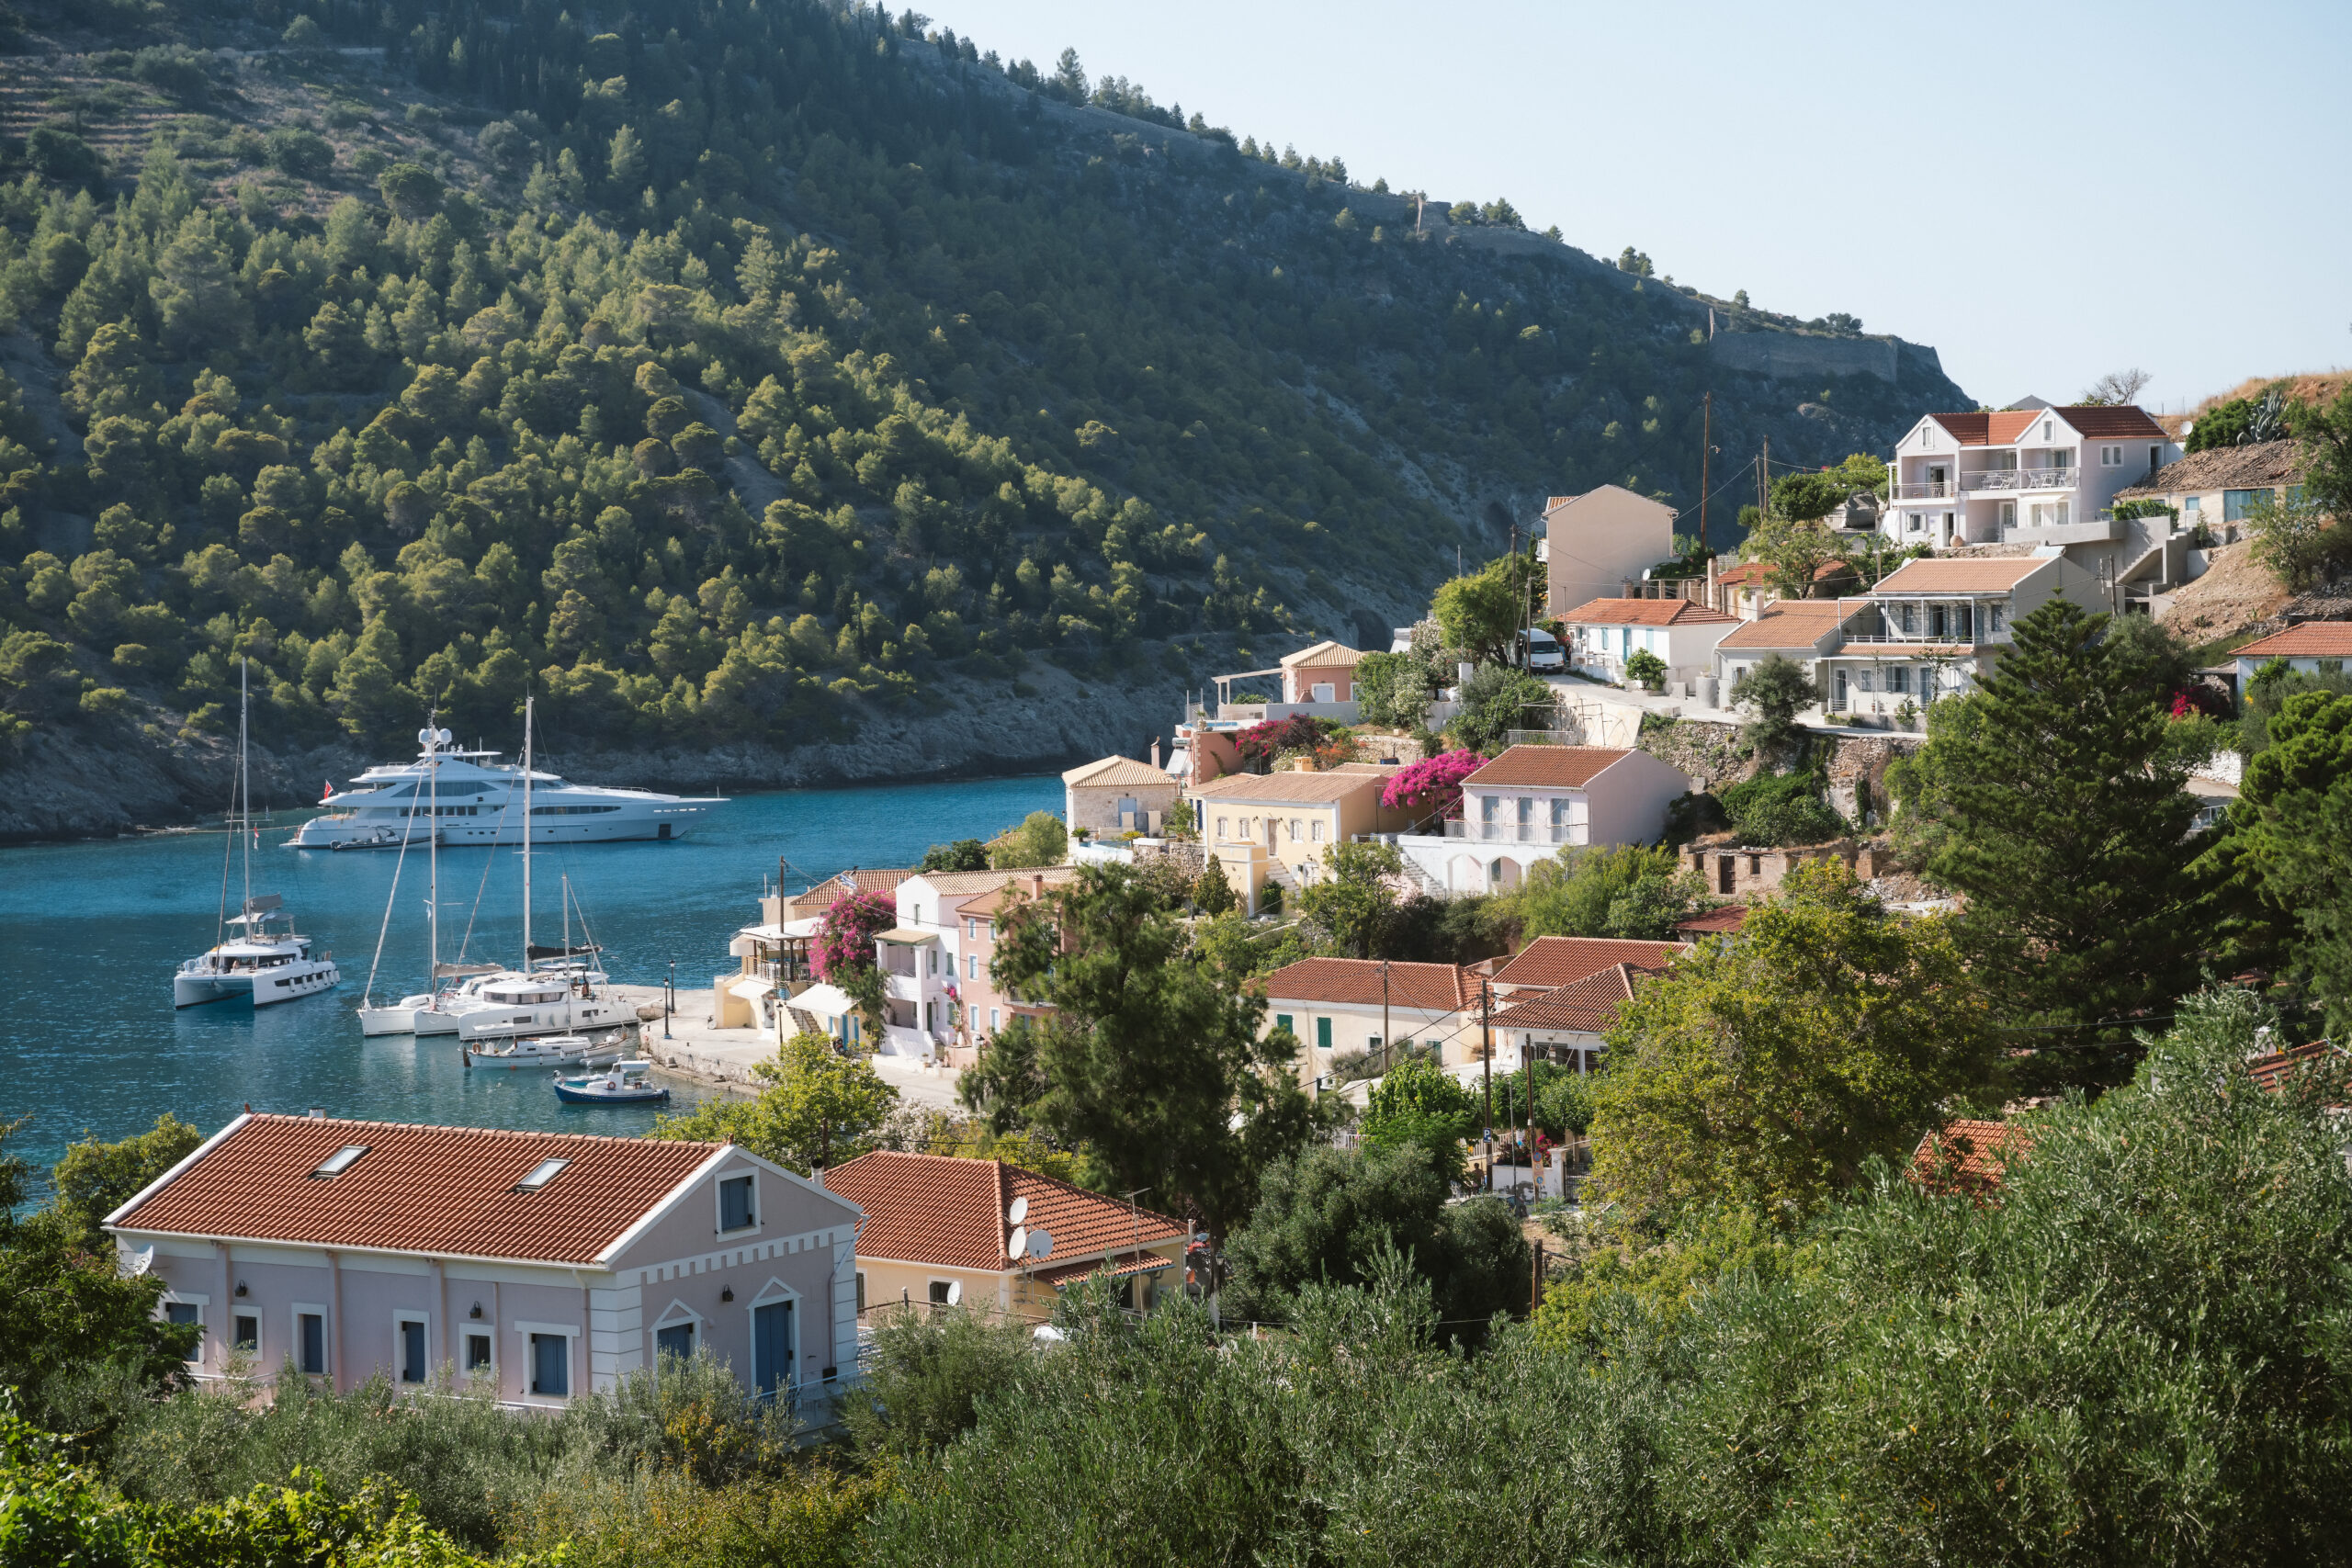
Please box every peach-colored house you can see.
[107,1115,862,1411]
[1279,640,1368,704]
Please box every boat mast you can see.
[427,713,439,989]
[237,657,252,917]
[521,692,533,969]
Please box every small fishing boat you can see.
[462,1031,628,1071]
[553,1060,671,1105]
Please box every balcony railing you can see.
[1962,468,2074,492]
[1446,820,1576,845]
[1890,480,1952,501]
[882,972,923,1002]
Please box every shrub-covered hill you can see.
[0,0,1965,828]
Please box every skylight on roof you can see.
[514,1157,571,1191]
[311,1145,369,1179]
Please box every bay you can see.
[0,773,1059,1172]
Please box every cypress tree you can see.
[1905,597,2201,1086]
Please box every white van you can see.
[1521,627,1566,672]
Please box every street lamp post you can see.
[664,958,674,1041]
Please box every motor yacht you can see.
[553,1060,671,1105]
[287,741,722,849]
[449,961,637,1043]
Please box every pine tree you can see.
[1898,598,2204,1085]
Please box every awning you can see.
[780,916,824,938]
[875,927,937,945]
[725,976,775,999]
[789,983,857,1019]
[1031,1250,1178,1288]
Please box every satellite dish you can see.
[1028,1227,1053,1259]
[1006,1195,1028,1227]
[944,1280,963,1306]
[1007,1225,1027,1261]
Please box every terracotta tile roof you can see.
[822,1151,1186,1271]
[2245,1041,2347,1096]
[1462,745,1637,789]
[953,872,1078,916]
[1061,756,1178,789]
[1871,557,2051,593]
[2055,404,2169,440]
[920,866,1076,898]
[1258,957,1475,1012]
[785,868,914,918]
[1718,603,1849,650]
[106,1115,724,1265]
[1909,1120,2034,1201]
[1714,560,1850,590]
[1029,1249,1181,1287]
[1281,639,1368,668]
[1561,596,1740,626]
[2117,439,2305,499]
[1492,936,1689,989]
[1488,964,1654,1032]
[1675,904,1749,936]
[1191,770,1386,805]
[2231,623,2352,660]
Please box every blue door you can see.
[401,1320,425,1383]
[656,1322,694,1363]
[752,1300,793,1396]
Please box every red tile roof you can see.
[1561,596,1739,626]
[1909,1120,2034,1201]
[1675,904,1749,936]
[1192,770,1388,805]
[1463,745,1636,789]
[2056,405,2169,440]
[1258,957,1475,1012]
[1714,560,1850,590]
[107,1115,724,1265]
[785,868,915,918]
[1928,407,2165,445]
[1717,602,1849,651]
[1871,557,2051,593]
[2233,623,2352,660]
[822,1151,1186,1271]
[2245,1041,2347,1096]
[1492,936,1689,990]
[1488,964,1653,1033]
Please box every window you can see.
[656,1322,695,1362]
[166,1301,200,1360]
[299,1311,327,1375]
[2224,488,2276,521]
[2000,501,2016,527]
[399,1317,427,1384]
[2184,494,2201,513]
[1216,816,1228,840]
[719,1175,756,1232]
[529,1333,569,1397]
[1888,666,1910,694]
[464,1332,492,1372]
[989,1008,1000,1031]
[1921,429,1933,447]
[514,1157,571,1191]
[964,917,975,939]
[2101,445,2122,467]
[928,1280,954,1306]
[2041,421,2052,441]
[1906,513,1924,533]
[1309,819,1323,842]
[1316,1018,1333,1052]
[233,1314,258,1353]
[966,953,978,980]
[1274,1013,1294,1036]
[1989,605,2004,632]
[312,1145,369,1178]
[855,1271,867,1314]
[2055,501,2069,525]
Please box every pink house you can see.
[105,1113,863,1410]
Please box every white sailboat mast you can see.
[238,657,251,914]
[521,693,533,967]
[427,714,439,984]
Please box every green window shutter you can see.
[1316,1018,1332,1051]
[1275,1014,1293,1035]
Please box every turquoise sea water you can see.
[0,773,1059,1172]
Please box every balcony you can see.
[1890,480,1952,501]
[1962,468,2075,492]
[1445,820,1577,845]
[2003,513,2121,546]
[883,972,923,1003]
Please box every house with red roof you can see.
[820,1151,1190,1319]
[1883,404,2177,550]
[2232,622,2352,687]
[1560,595,1742,688]
[1412,744,1694,894]
[1488,963,1662,1075]
[1255,956,1482,1082]
[104,1114,863,1410]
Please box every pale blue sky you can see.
[930,0,2349,412]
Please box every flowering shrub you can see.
[1380,750,1487,819]
[813,888,896,982]
[1235,713,1327,768]
[2170,686,2231,720]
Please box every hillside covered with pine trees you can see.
[0,0,1967,835]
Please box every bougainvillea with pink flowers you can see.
[813,888,897,982]
[1380,750,1488,819]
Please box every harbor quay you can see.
[603,982,966,1111]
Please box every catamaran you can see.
[285,738,722,850]
[174,661,341,1009]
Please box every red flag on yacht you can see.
[322,779,334,803]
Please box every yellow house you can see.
[1188,763,1406,914]
[820,1151,1191,1321]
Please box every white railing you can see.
[1890,480,1951,500]
[882,972,922,1002]
[1963,468,2074,492]
[1445,820,1576,845]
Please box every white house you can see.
[106,1114,863,1410]
[2232,622,2352,685]
[1881,404,2177,550]
[1255,957,1479,1085]
[1488,962,1658,1076]
[1818,553,2104,716]
[1561,596,1740,686]
[1377,745,1693,894]
[1713,600,1852,700]
[874,867,1078,1060]
[1541,486,1678,622]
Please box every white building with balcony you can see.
[1372,745,1693,894]
[1883,405,2177,550]
[1815,554,2105,718]
[872,868,1077,1062]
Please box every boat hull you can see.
[454,994,634,1043]
[553,1081,671,1104]
[290,817,701,850]
[464,1032,630,1071]
[177,962,339,1009]
[357,999,464,1036]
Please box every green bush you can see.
[1718,766,1843,845]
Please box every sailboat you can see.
[173,661,341,1008]
[355,721,503,1036]
[451,695,635,1057]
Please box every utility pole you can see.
[1480,980,1494,1192]
[1699,390,1713,554]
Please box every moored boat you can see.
[463,1031,631,1071]
[553,1060,671,1104]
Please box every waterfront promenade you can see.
[605,983,964,1111]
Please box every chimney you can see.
[1149,738,1160,769]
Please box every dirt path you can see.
[2158,541,2288,651]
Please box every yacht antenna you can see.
[521,692,534,969]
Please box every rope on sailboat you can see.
[359,800,423,1007]
[451,780,516,967]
